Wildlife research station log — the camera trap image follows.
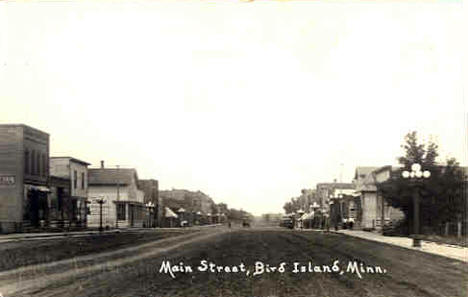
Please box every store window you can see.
[31,150,36,175]
[36,152,41,176]
[24,149,30,174]
[73,170,77,189]
[117,203,126,220]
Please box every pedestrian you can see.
[228,221,232,228]
[348,217,355,230]
[334,215,340,231]
[325,215,330,232]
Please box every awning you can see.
[24,184,50,192]
[165,207,178,218]
[300,212,314,220]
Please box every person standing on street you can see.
[348,217,355,230]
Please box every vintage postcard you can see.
[0,0,466,296]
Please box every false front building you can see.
[0,124,50,233]
[87,161,146,228]
[49,156,91,228]
[354,166,404,230]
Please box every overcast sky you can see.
[1,0,466,215]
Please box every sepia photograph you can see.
[0,0,466,296]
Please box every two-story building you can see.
[87,161,146,228]
[354,165,404,230]
[0,124,50,233]
[49,157,91,227]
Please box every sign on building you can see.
[0,176,15,186]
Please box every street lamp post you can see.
[146,201,154,228]
[96,197,106,233]
[402,163,431,247]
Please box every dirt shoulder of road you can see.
[0,228,229,297]
[0,229,198,272]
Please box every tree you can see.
[283,196,303,214]
[226,208,252,222]
[283,201,294,214]
[380,131,465,234]
[217,203,229,215]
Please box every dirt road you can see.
[1,227,466,297]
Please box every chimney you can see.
[101,160,104,168]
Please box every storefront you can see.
[23,184,50,227]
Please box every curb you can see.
[331,230,467,263]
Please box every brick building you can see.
[0,124,50,233]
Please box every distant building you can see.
[159,189,215,214]
[0,124,50,233]
[49,157,91,227]
[87,161,146,228]
[159,189,216,226]
[138,179,161,227]
[316,182,355,215]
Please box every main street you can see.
[0,226,466,297]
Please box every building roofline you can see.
[372,165,393,174]
[316,182,354,187]
[0,123,50,136]
[51,156,91,166]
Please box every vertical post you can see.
[116,165,120,229]
[381,189,385,234]
[413,186,421,247]
[339,199,343,222]
[149,206,153,228]
[99,200,103,232]
[457,218,462,238]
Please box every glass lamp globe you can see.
[423,170,431,178]
[411,163,421,172]
[410,172,415,178]
[402,171,410,178]
[415,171,423,178]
